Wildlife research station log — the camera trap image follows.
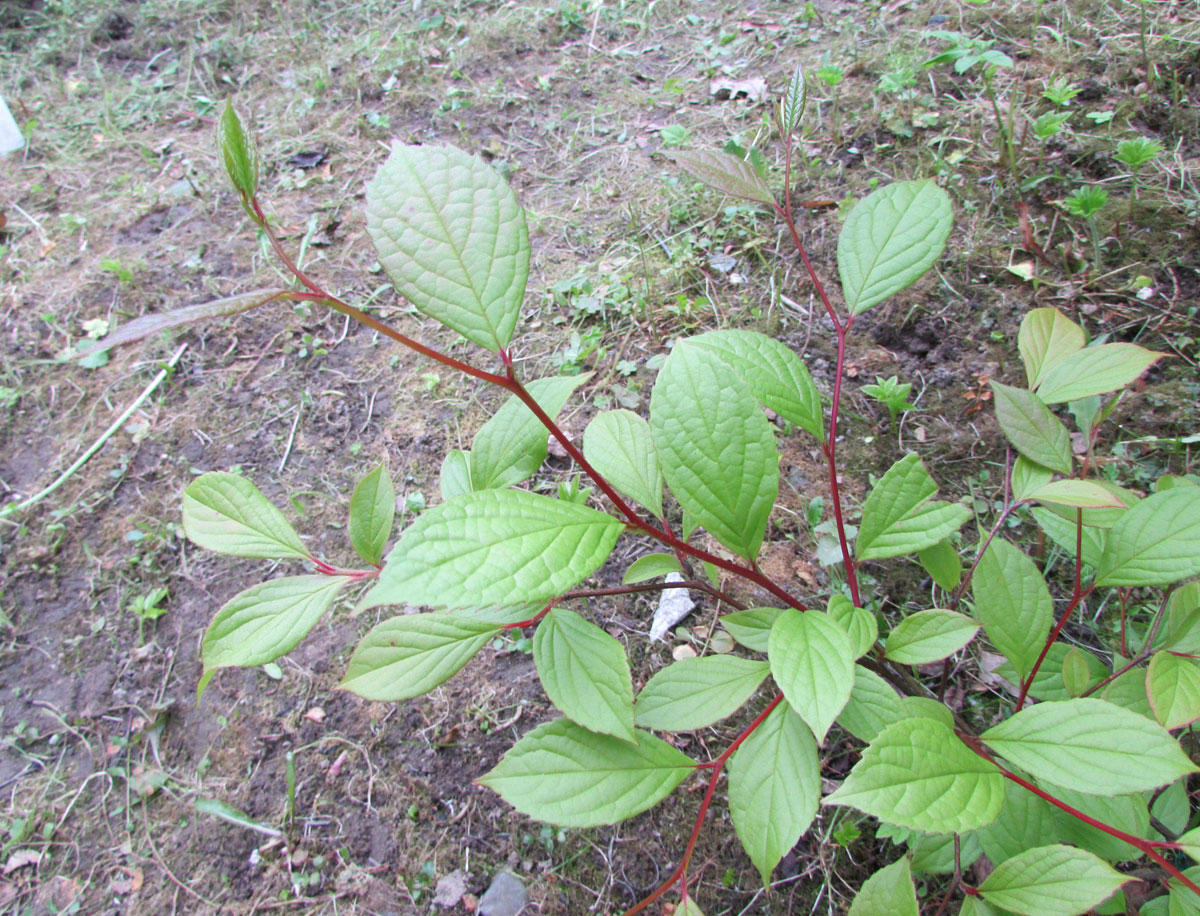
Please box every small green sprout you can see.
[862,375,917,426]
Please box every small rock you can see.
[650,573,695,641]
[478,871,527,916]
[433,868,468,908]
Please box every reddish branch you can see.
[619,694,785,916]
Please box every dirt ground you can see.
[1,0,1198,914]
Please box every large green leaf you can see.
[664,149,776,207]
[727,703,820,886]
[349,464,395,565]
[340,612,502,700]
[365,144,528,351]
[977,845,1127,916]
[534,607,635,741]
[837,665,906,743]
[203,575,350,675]
[1018,307,1085,389]
[768,610,854,743]
[1025,479,1124,510]
[917,539,962,592]
[360,489,623,611]
[650,344,778,560]
[856,453,971,560]
[682,331,824,441]
[721,607,784,652]
[1054,787,1151,862]
[846,857,919,916]
[990,382,1073,474]
[1147,651,1200,730]
[837,180,953,315]
[1036,343,1163,404]
[910,832,983,875]
[471,374,591,491]
[1095,488,1200,587]
[635,656,769,732]
[582,409,664,518]
[1038,481,1137,529]
[823,717,1004,833]
[970,538,1053,681]
[980,698,1198,794]
[477,717,695,827]
[182,472,309,559]
[885,609,980,665]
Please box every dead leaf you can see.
[710,77,768,104]
[304,706,326,723]
[672,643,697,660]
[110,866,144,894]
[3,849,41,874]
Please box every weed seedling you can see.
[1115,135,1163,222]
[861,375,917,427]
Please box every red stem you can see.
[619,694,784,916]
[960,733,1199,895]
[824,322,862,607]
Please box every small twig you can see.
[278,401,302,473]
[0,344,187,518]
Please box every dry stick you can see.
[0,343,188,518]
[619,694,785,916]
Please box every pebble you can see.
[478,871,527,916]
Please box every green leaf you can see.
[349,464,395,565]
[1060,646,1092,697]
[910,832,983,875]
[885,609,980,665]
[1025,479,1124,510]
[1095,488,1200,587]
[676,897,706,916]
[1018,307,1085,389]
[780,64,807,134]
[977,779,1064,868]
[1038,481,1137,529]
[682,331,824,442]
[1036,343,1164,404]
[477,717,695,827]
[1031,507,1107,569]
[635,656,769,732]
[827,593,877,658]
[980,698,1198,794]
[182,472,309,559]
[340,612,501,700]
[664,149,776,207]
[439,449,473,502]
[1101,667,1155,718]
[837,665,906,742]
[856,453,971,560]
[1054,787,1151,862]
[534,607,635,741]
[622,552,683,585]
[837,180,953,315]
[650,344,778,560]
[722,607,783,652]
[202,575,350,679]
[917,539,961,591]
[846,857,919,916]
[977,845,1127,916]
[360,489,623,611]
[824,717,1004,833]
[217,100,259,208]
[365,144,528,351]
[768,610,855,743]
[195,797,281,837]
[990,382,1073,474]
[727,702,820,885]
[1147,651,1200,730]
[1177,827,1200,863]
[970,538,1053,681]
[1011,455,1054,502]
[583,409,664,518]
[471,374,591,491]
